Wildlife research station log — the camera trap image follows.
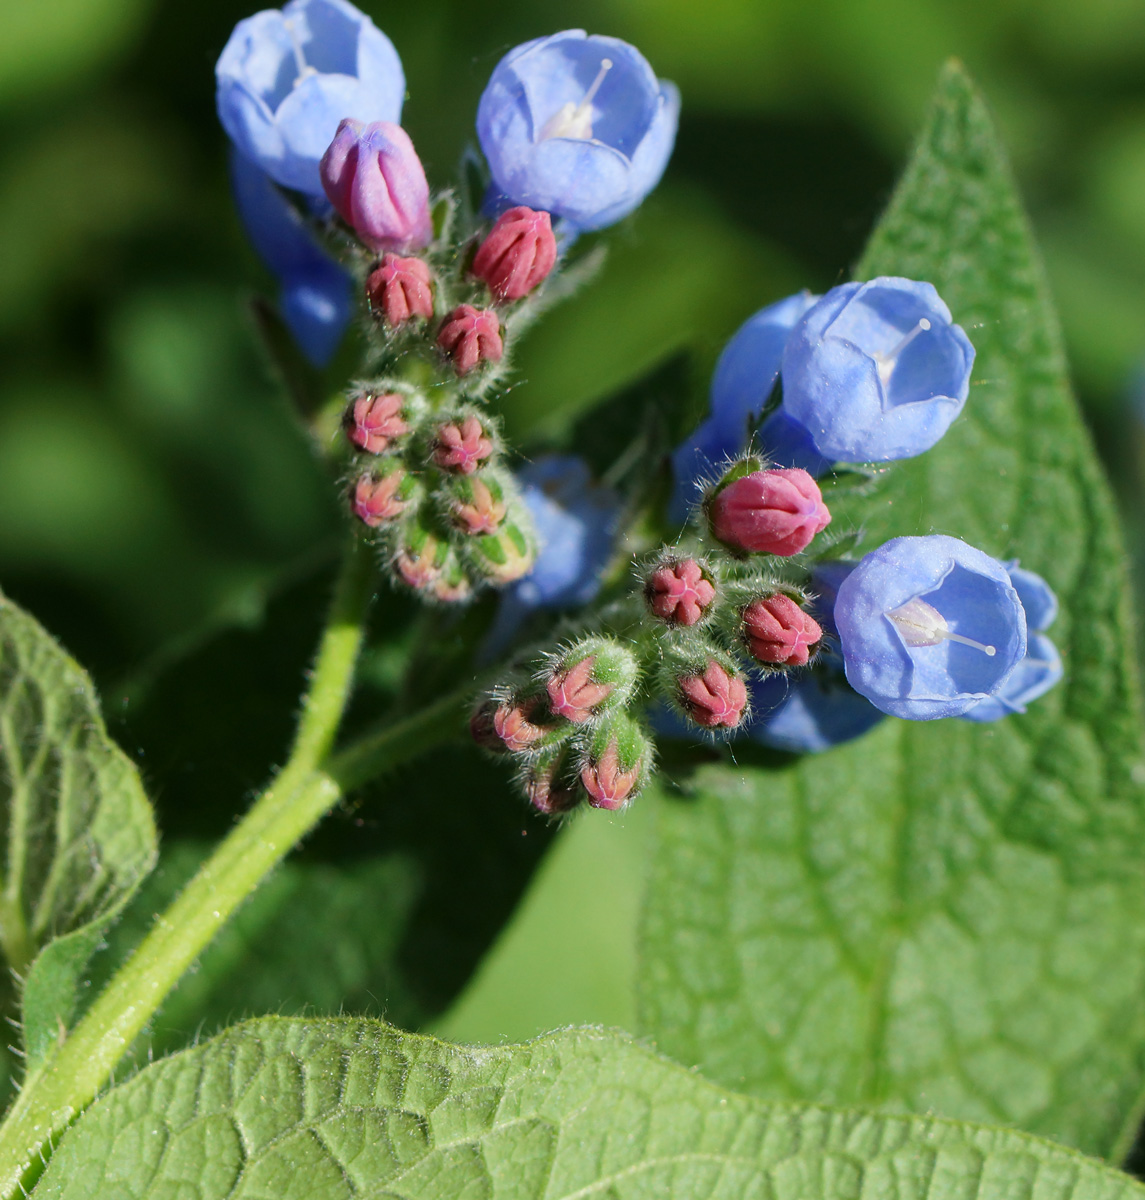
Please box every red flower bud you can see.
[366,254,434,326]
[351,470,407,527]
[645,558,716,626]
[452,477,506,535]
[678,659,748,729]
[437,305,503,376]
[345,392,408,454]
[581,740,641,811]
[472,206,557,301]
[546,656,614,724]
[742,594,823,666]
[432,417,494,475]
[709,467,831,556]
[492,698,552,753]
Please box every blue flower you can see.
[781,277,975,462]
[513,456,621,607]
[229,147,351,365]
[669,291,820,522]
[834,534,1027,720]
[216,0,404,195]
[746,665,884,753]
[961,560,1062,722]
[476,30,679,232]
[960,633,1063,722]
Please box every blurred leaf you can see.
[638,63,1145,1158]
[0,588,156,1069]
[0,109,183,329]
[503,185,799,442]
[31,1016,1145,1200]
[0,0,154,106]
[433,801,651,1044]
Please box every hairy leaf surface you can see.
[31,1018,1145,1200]
[637,63,1145,1158]
[0,589,156,1068]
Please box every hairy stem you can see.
[0,539,476,1199]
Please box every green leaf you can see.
[637,61,1145,1159]
[0,589,156,1068]
[29,1017,1145,1200]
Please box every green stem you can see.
[0,536,480,1200]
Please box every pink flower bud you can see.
[437,305,503,376]
[524,756,580,816]
[743,594,823,666]
[492,698,552,753]
[709,467,831,556]
[471,206,558,301]
[366,254,434,326]
[645,558,716,626]
[345,392,408,454]
[581,740,641,811]
[396,537,444,591]
[351,470,407,527]
[452,476,506,535]
[547,656,613,724]
[320,119,433,252]
[432,417,494,475]
[678,659,748,729]
[431,572,473,604]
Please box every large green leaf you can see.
[0,589,156,1069]
[29,1017,1145,1199]
[637,62,1145,1159]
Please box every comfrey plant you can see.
[0,13,1142,1200]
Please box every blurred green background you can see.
[5,0,1145,1052]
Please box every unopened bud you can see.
[677,658,748,729]
[488,694,557,753]
[437,305,503,376]
[645,558,716,626]
[320,119,432,252]
[743,594,823,666]
[451,475,507,535]
[352,466,409,527]
[345,391,409,454]
[522,748,580,816]
[472,522,535,583]
[580,714,651,811]
[432,416,494,475]
[472,206,557,301]
[708,466,831,556]
[366,254,434,326]
[430,561,473,604]
[395,526,447,591]
[545,639,639,724]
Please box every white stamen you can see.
[285,17,316,83]
[873,318,931,387]
[539,58,613,141]
[887,596,996,656]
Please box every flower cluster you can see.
[476,271,1063,812]
[217,3,677,600]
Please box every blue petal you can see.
[835,534,1027,720]
[281,269,353,366]
[960,633,1063,722]
[229,149,351,365]
[1004,561,1058,631]
[781,277,975,462]
[710,291,817,448]
[746,670,884,753]
[513,455,622,608]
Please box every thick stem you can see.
[0,537,386,1199]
